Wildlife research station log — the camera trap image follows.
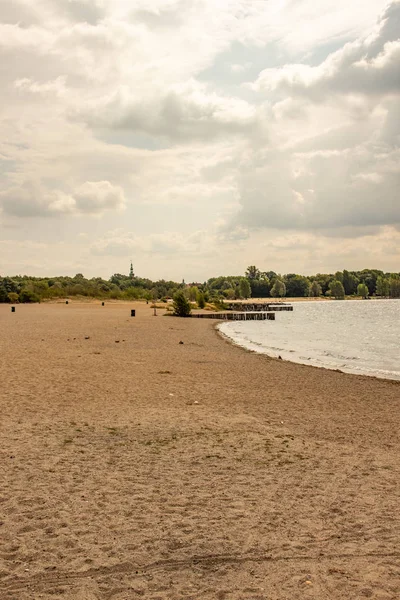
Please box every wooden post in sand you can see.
[153,307,157,316]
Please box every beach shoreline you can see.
[1,302,399,599]
[217,321,400,383]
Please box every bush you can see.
[19,289,41,303]
[213,298,227,311]
[8,292,19,303]
[172,291,192,317]
[197,292,206,309]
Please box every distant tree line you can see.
[1,267,400,304]
[204,267,400,301]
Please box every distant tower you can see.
[129,261,134,279]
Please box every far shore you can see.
[24,294,393,306]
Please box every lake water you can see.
[219,299,400,381]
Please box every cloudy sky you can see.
[0,0,399,280]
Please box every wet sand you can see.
[1,302,399,599]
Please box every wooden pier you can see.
[226,302,293,312]
[191,312,276,321]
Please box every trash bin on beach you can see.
[66,300,69,305]
[102,302,105,306]
[11,306,15,313]
[131,309,135,317]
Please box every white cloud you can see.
[252,1,400,97]
[230,1,400,236]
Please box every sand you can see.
[1,302,399,600]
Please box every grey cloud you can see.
[0,183,50,218]
[366,0,400,58]
[79,87,259,142]
[0,181,126,218]
[56,0,103,25]
[0,0,39,27]
[233,145,400,234]
[73,181,126,214]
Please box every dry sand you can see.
[1,302,399,600]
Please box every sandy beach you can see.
[1,302,399,600]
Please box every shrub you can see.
[173,291,192,317]
[197,292,206,309]
[8,292,19,303]
[19,289,41,303]
[213,298,227,311]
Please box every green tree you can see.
[222,288,236,299]
[376,276,390,297]
[239,278,251,299]
[342,270,359,295]
[284,274,311,297]
[314,274,333,295]
[188,286,199,302]
[357,283,369,298]
[173,291,192,317]
[389,277,400,298]
[358,269,382,296]
[249,276,270,298]
[310,281,322,297]
[335,271,344,284]
[245,265,260,280]
[329,280,345,299]
[8,292,19,303]
[2,277,20,295]
[0,283,8,302]
[270,279,286,298]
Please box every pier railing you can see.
[226,303,293,312]
[191,312,276,321]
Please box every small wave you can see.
[324,351,360,361]
[219,312,400,381]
